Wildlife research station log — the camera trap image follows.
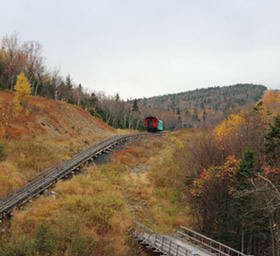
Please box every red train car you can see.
[145,116,164,132]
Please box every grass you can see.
[0,166,26,199]
[6,140,63,180]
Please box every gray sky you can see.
[1,0,280,99]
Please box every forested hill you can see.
[139,84,266,112]
[135,84,267,128]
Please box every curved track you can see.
[0,133,148,219]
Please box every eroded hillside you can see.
[0,91,116,199]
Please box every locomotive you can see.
[145,116,165,132]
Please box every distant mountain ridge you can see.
[136,84,267,128]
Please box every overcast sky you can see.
[1,0,279,99]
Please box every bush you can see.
[0,141,6,160]
[34,223,56,255]
[0,236,35,256]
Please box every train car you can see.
[145,116,165,132]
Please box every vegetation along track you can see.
[0,133,156,220]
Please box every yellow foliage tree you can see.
[214,114,245,140]
[14,72,32,110]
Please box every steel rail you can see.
[0,133,146,219]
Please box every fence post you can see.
[169,239,172,254]
[176,244,179,256]
[162,236,165,251]
[154,234,157,248]
[147,232,152,244]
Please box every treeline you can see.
[0,34,178,130]
[180,92,280,256]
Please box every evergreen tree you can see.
[115,93,120,102]
[89,93,98,106]
[264,115,280,166]
[65,75,72,89]
[236,149,256,190]
[132,99,139,112]
[202,110,207,123]
[233,149,261,253]
[35,224,55,255]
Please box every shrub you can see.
[0,236,35,256]
[34,223,56,255]
[0,141,6,160]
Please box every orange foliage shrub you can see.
[191,156,240,198]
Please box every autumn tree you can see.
[0,33,27,89]
[22,40,44,96]
[190,156,241,244]
[262,90,280,113]
[14,72,32,110]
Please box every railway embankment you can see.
[0,128,191,256]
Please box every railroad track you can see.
[0,133,150,220]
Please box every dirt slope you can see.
[0,91,116,199]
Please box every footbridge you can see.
[134,223,253,256]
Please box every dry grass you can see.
[0,166,26,199]
[9,164,132,256]
[1,130,195,256]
